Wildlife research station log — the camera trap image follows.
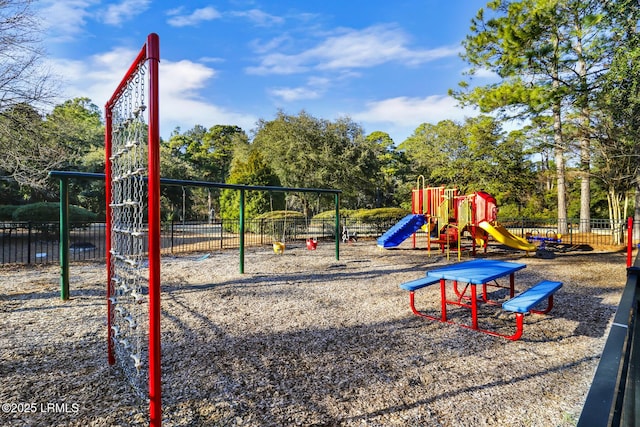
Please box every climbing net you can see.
[107,66,149,396]
[105,34,160,416]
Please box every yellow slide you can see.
[478,221,536,252]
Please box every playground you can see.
[2,33,631,426]
[0,239,628,426]
[377,181,539,255]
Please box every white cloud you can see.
[247,52,309,75]
[269,87,321,102]
[161,60,217,95]
[465,67,500,79]
[246,24,461,75]
[268,76,331,102]
[230,9,284,27]
[354,95,474,126]
[167,6,221,27]
[38,0,97,41]
[249,35,292,54]
[48,48,256,137]
[352,95,477,142]
[100,0,151,26]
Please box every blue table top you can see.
[426,259,526,284]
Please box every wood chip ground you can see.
[0,240,629,426]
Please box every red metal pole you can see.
[627,217,633,268]
[440,279,447,321]
[146,33,162,427]
[105,108,115,365]
[470,284,478,329]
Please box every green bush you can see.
[312,207,409,222]
[0,205,20,221]
[312,209,357,220]
[348,207,410,222]
[255,210,305,221]
[12,202,98,227]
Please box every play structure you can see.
[377,176,536,256]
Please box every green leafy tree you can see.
[159,140,196,221]
[592,48,640,235]
[400,116,535,215]
[166,124,248,219]
[220,150,283,219]
[365,131,409,207]
[399,119,468,187]
[251,111,379,211]
[453,0,612,233]
[167,124,247,183]
[45,98,105,212]
[590,1,640,237]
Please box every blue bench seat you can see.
[399,276,441,292]
[502,280,563,314]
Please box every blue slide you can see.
[377,214,426,248]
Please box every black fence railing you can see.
[578,258,640,426]
[0,219,341,265]
[0,221,107,265]
[500,218,631,247]
[0,217,634,265]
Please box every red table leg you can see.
[440,279,448,321]
[471,284,478,329]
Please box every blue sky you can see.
[37,0,489,143]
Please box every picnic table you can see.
[399,259,562,340]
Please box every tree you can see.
[453,0,612,234]
[399,116,535,214]
[166,124,248,218]
[365,131,409,207]
[399,120,468,187]
[0,1,57,193]
[0,97,103,195]
[0,103,51,191]
[167,124,246,183]
[251,111,379,211]
[0,0,55,110]
[219,150,283,219]
[159,140,196,221]
[591,1,640,240]
[44,98,103,150]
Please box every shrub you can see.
[312,207,409,222]
[12,202,98,228]
[347,207,410,222]
[0,205,20,221]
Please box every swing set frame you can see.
[49,171,342,284]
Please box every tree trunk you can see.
[552,102,568,234]
[575,29,591,233]
[579,139,591,233]
[635,182,640,242]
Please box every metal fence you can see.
[500,218,632,247]
[0,217,634,265]
[0,221,107,265]
[577,257,640,426]
[0,218,340,265]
